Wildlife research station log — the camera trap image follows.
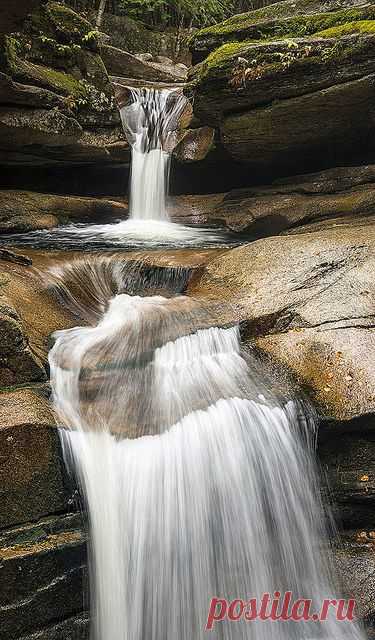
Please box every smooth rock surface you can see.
[0,513,86,639]
[210,164,375,235]
[101,44,183,83]
[191,225,375,421]
[0,389,73,529]
[0,190,128,232]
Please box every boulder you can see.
[319,425,375,528]
[187,0,375,172]
[222,73,375,168]
[0,190,128,232]
[0,513,86,639]
[0,0,42,38]
[173,126,215,163]
[0,2,126,171]
[0,389,74,529]
[136,52,153,62]
[0,296,46,386]
[209,164,375,235]
[100,44,183,83]
[190,224,375,421]
[335,539,375,620]
[189,0,375,63]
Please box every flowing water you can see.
[48,258,365,640]
[4,88,226,250]
[42,87,366,639]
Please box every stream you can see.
[21,89,369,638]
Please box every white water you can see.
[119,88,187,222]
[49,279,366,640]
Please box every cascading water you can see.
[1,88,225,249]
[48,258,366,640]
[119,88,188,222]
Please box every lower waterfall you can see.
[48,260,365,640]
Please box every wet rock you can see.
[335,539,375,619]
[19,615,89,640]
[173,126,215,163]
[0,513,86,639]
[0,389,75,528]
[0,296,46,386]
[0,190,128,232]
[319,424,375,528]
[191,225,375,421]
[0,247,32,265]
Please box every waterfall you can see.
[120,88,189,222]
[49,258,365,640]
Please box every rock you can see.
[222,73,375,169]
[0,513,86,639]
[0,296,46,386]
[173,126,215,163]
[0,251,77,367]
[210,164,375,235]
[0,0,41,38]
[0,389,75,529]
[335,540,375,619]
[189,0,375,63]
[191,225,375,421]
[101,44,182,83]
[0,72,67,110]
[189,34,375,126]
[19,615,89,640]
[187,0,375,171]
[0,106,83,149]
[0,2,123,171]
[319,425,375,528]
[136,52,153,62]
[0,190,128,232]
[0,247,32,265]
[154,55,173,65]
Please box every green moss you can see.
[4,37,86,98]
[315,19,375,37]
[190,4,375,51]
[190,28,372,87]
[45,2,93,44]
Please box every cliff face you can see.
[0,1,129,171]
[187,0,375,176]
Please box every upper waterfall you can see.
[120,88,189,221]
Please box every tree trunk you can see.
[96,0,107,29]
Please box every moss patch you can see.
[1,2,114,117]
[316,19,375,37]
[190,4,375,53]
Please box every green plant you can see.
[117,0,230,28]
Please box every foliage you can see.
[117,0,229,27]
[64,0,277,29]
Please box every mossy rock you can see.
[1,2,114,120]
[29,1,96,49]
[316,19,375,37]
[190,0,375,62]
[188,32,375,125]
